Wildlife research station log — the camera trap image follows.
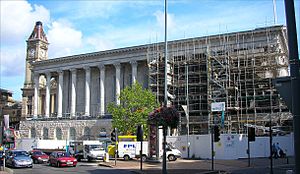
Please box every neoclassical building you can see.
[20,21,291,140]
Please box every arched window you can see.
[83,127,91,140]
[31,127,36,138]
[69,127,76,140]
[43,127,49,139]
[56,127,62,140]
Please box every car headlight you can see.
[38,157,41,159]
[60,160,66,162]
[73,159,77,162]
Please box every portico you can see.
[32,58,148,118]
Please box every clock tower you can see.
[22,21,49,117]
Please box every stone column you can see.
[84,66,91,116]
[70,68,77,117]
[57,70,64,117]
[45,72,51,118]
[131,60,137,84]
[98,64,105,115]
[33,73,39,118]
[114,63,121,105]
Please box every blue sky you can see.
[0,0,299,101]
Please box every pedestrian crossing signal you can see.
[248,127,255,142]
[111,128,117,142]
[214,126,220,142]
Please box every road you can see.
[10,162,134,174]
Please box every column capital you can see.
[70,68,77,73]
[83,66,91,71]
[98,64,105,69]
[130,60,137,65]
[114,62,121,69]
[57,69,64,74]
[45,71,51,77]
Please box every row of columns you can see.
[33,61,138,117]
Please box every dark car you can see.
[29,150,49,164]
[49,151,77,167]
[5,150,33,168]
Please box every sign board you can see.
[4,115,9,129]
[211,102,225,112]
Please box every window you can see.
[31,127,36,138]
[43,127,49,139]
[69,127,76,140]
[83,127,91,140]
[56,128,62,140]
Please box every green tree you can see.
[107,82,159,136]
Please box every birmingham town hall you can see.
[19,21,292,140]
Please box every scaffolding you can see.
[147,25,292,135]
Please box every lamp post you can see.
[163,0,168,173]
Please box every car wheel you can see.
[123,155,130,161]
[76,156,81,162]
[56,162,60,167]
[168,155,176,161]
[88,157,92,162]
[142,155,147,162]
[34,159,38,164]
[73,165,76,167]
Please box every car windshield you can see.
[14,151,29,157]
[90,145,101,149]
[91,147,104,151]
[33,151,44,155]
[57,152,71,158]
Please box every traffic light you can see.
[248,127,255,142]
[214,126,220,142]
[136,125,143,141]
[111,128,117,142]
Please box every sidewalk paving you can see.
[98,157,295,174]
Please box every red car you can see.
[29,150,49,164]
[49,151,77,167]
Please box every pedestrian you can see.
[274,142,281,159]
[271,143,276,158]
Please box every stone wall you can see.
[19,119,112,140]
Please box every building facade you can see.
[20,22,291,140]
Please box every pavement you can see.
[98,157,295,174]
[0,157,295,174]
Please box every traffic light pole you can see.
[284,1,300,174]
[211,126,214,171]
[247,137,250,167]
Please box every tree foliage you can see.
[107,82,159,136]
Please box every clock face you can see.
[40,49,45,57]
[29,49,35,57]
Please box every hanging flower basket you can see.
[148,106,179,128]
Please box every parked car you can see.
[5,150,33,168]
[49,151,77,167]
[29,150,49,164]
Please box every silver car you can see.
[6,150,33,168]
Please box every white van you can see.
[118,141,181,161]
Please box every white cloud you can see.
[154,11,175,32]
[0,0,50,45]
[85,35,115,52]
[0,0,50,77]
[47,21,83,58]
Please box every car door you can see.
[49,152,56,165]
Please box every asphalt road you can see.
[10,162,134,174]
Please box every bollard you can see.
[104,152,109,162]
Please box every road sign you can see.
[211,102,225,112]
